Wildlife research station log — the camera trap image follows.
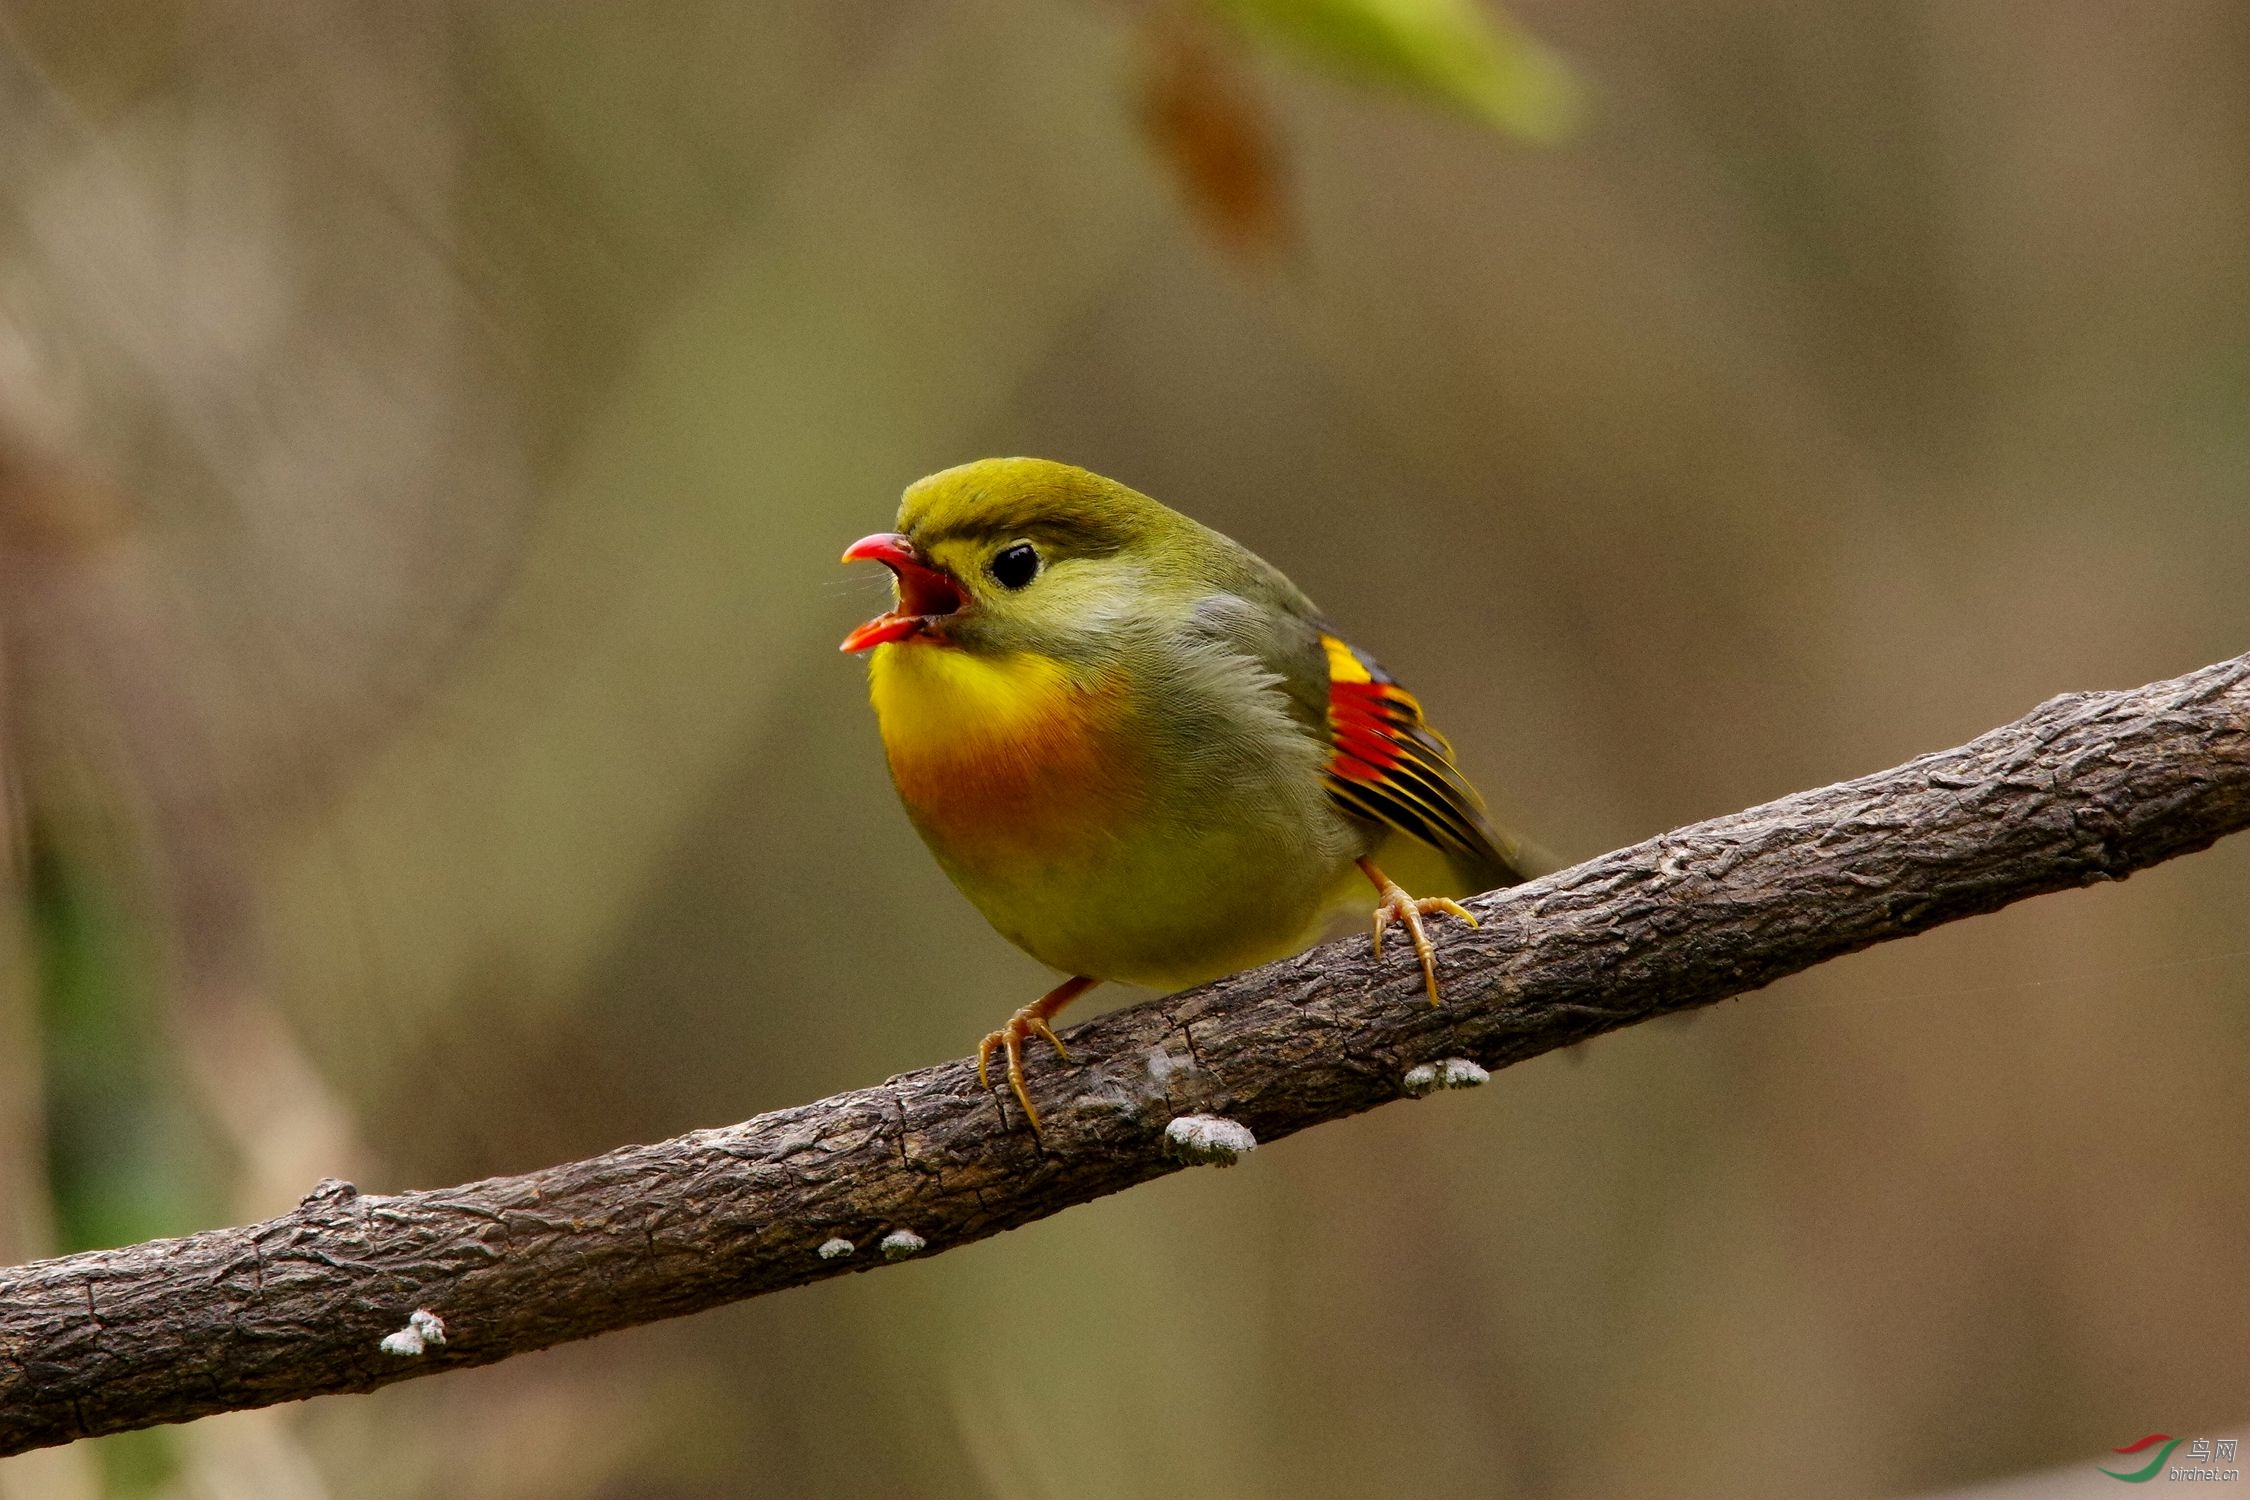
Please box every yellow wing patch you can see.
[1319,631,1500,866]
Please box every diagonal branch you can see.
[4,654,2247,1456]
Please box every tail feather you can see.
[1450,821,1549,897]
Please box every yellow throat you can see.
[865,642,1135,863]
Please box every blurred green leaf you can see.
[29,836,218,1256]
[89,1427,180,1500]
[1206,0,1584,139]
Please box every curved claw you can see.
[1359,858,1479,1006]
[1026,1016,1071,1061]
[974,977,1098,1134]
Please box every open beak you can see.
[840,532,967,652]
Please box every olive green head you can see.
[843,457,1241,661]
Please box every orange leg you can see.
[1357,856,1479,1007]
[977,975,1101,1133]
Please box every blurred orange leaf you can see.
[1139,9,1295,263]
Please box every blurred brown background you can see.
[0,2,2242,1497]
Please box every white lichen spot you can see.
[1405,1058,1490,1096]
[879,1229,926,1260]
[1146,1045,1195,1086]
[1436,1058,1490,1089]
[378,1308,447,1357]
[1163,1114,1256,1166]
[817,1237,855,1260]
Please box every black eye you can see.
[990,542,1040,590]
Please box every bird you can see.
[841,457,1534,1130]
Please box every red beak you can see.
[840,533,967,652]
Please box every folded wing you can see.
[1319,633,1525,890]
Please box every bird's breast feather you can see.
[868,643,1137,862]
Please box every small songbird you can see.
[842,458,1533,1130]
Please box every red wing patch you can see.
[1320,633,1498,863]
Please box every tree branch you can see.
[4,655,2246,1455]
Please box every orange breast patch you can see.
[869,644,1139,869]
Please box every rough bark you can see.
[4,654,2246,1455]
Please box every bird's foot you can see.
[1358,857,1478,1006]
[976,976,1099,1133]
